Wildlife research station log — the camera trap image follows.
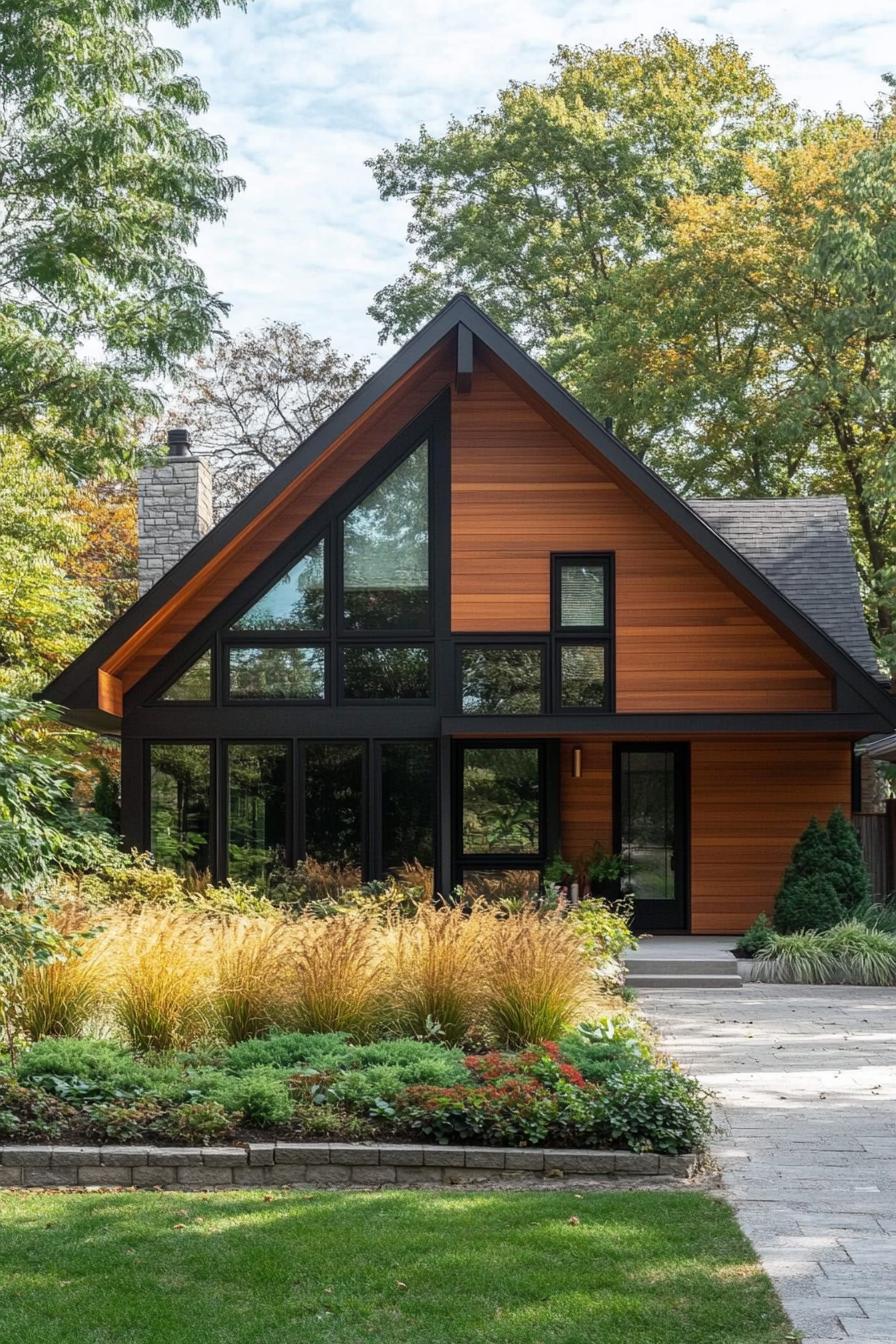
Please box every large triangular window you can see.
[159,649,212,702]
[342,441,429,629]
[231,537,326,632]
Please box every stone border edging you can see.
[0,1143,697,1189]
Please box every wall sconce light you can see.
[572,746,583,779]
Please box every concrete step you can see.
[623,957,740,977]
[626,972,743,990]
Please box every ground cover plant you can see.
[0,1015,711,1154]
[0,1188,793,1344]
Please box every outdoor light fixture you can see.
[572,746,583,778]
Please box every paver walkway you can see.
[641,984,896,1344]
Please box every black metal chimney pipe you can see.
[166,427,192,458]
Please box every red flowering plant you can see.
[390,1044,593,1146]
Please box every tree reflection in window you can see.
[149,743,211,874]
[159,650,211,702]
[304,743,364,870]
[342,645,430,700]
[461,747,541,856]
[227,743,288,882]
[342,442,429,629]
[231,537,325,631]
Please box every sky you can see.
[158,0,896,362]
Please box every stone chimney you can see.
[138,428,213,595]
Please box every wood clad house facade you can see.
[44,297,896,934]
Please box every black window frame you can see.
[454,739,547,872]
[144,738,216,876]
[224,738,294,877]
[149,646,214,707]
[455,638,548,716]
[223,638,329,706]
[551,552,615,713]
[338,641,434,706]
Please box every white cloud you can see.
[157,0,896,360]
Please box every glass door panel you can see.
[616,745,687,931]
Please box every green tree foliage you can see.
[369,34,896,653]
[0,696,119,896]
[0,438,100,694]
[826,808,872,910]
[0,0,245,477]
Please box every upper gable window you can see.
[159,649,212,702]
[341,441,430,630]
[231,536,325,632]
[557,559,609,632]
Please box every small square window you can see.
[559,643,607,709]
[558,560,608,630]
[460,646,543,714]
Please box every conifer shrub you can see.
[826,808,872,910]
[773,818,845,933]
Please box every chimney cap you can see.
[167,426,192,458]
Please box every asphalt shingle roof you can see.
[688,496,885,682]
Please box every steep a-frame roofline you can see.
[43,293,896,731]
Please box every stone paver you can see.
[642,984,896,1344]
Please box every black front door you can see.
[614,744,689,932]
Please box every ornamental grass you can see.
[212,916,292,1044]
[385,904,485,1043]
[108,910,214,1052]
[282,914,387,1039]
[481,910,591,1046]
[18,905,105,1040]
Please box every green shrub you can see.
[558,1018,652,1082]
[568,900,636,967]
[16,1037,185,1102]
[84,1099,164,1142]
[774,876,843,935]
[774,818,845,933]
[345,1039,466,1075]
[151,1100,234,1143]
[223,1031,351,1074]
[826,809,871,910]
[577,1068,714,1155]
[0,1076,76,1139]
[328,1055,468,1110]
[289,1100,374,1140]
[198,1066,294,1126]
[734,913,774,958]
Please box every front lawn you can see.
[0,1188,790,1344]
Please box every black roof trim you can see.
[43,293,896,727]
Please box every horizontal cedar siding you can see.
[560,739,613,864]
[451,367,832,713]
[690,736,852,933]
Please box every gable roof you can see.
[43,292,896,729]
[690,498,884,682]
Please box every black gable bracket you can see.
[455,323,473,393]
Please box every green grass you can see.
[0,1188,790,1344]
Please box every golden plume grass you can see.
[385,904,484,1043]
[481,910,591,1045]
[212,916,291,1043]
[283,914,386,1038]
[19,903,105,1040]
[107,909,213,1052]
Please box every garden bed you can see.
[0,1027,713,1156]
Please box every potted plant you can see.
[584,844,625,901]
[543,852,575,899]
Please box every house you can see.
[44,296,896,934]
